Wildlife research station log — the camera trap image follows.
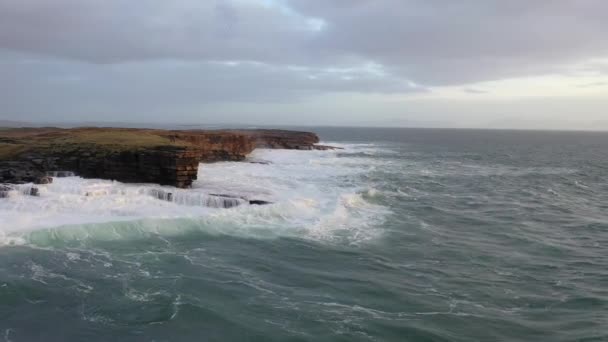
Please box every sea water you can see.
[0,128,607,341]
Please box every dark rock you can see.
[313,145,343,151]
[210,194,273,206]
[201,194,244,208]
[209,193,241,199]
[150,189,174,202]
[0,161,47,184]
[47,171,75,177]
[211,196,241,208]
[0,184,40,198]
[249,200,273,206]
[35,176,53,184]
[37,147,200,188]
[0,184,14,198]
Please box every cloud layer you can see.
[3,0,607,83]
[0,0,607,126]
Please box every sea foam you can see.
[0,144,389,245]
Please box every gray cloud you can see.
[0,0,607,126]
[1,0,607,85]
[0,0,325,64]
[288,0,608,85]
[0,51,420,120]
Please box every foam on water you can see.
[0,144,389,246]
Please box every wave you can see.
[0,144,390,246]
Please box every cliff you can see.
[232,129,320,149]
[0,127,327,188]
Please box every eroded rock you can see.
[0,127,324,189]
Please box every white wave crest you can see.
[0,144,389,245]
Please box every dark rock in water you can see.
[35,176,53,184]
[213,196,241,208]
[248,160,272,165]
[149,190,244,209]
[150,189,174,202]
[0,184,40,198]
[207,194,245,208]
[0,184,14,198]
[209,193,241,199]
[208,193,274,207]
[249,200,272,206]
[313,145,343,151]
[0,161,48,184]
[46,171,75,178]
[29,187,39,197]
[210,193,272,206]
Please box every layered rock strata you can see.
[0,127,328,188]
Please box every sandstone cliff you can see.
[0,127,327,188]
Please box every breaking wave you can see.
[0,144,389,246]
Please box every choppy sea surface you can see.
[1,127,607,341]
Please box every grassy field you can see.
[0,128,191,160]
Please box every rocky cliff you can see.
[0,127,327,188]
[159,130,256,162]
[233,129,320,149]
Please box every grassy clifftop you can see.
[0,128,191,160]
[0,127,322,187]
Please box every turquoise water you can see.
[1,128,607,341]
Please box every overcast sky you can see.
[1,0,608,129]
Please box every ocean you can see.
[1,127,607,341]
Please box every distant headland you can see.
[0,127,337,191]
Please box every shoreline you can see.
[0,127,338,192]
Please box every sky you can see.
[1,0,608,130]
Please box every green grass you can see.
[53,131,182,148]
[0,128,192,160]
[0,143,28,159]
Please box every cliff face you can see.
[233,130,320,149]
[0,128,324,188]
[161,131,256,162]
[58,147,200,188]
[2,146,200,188]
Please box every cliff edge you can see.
[0,127,328,188]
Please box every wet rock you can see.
[0,184,40,198]
[46,171,75,178]
[249,200,273,206]
[209,193,241,199]
[313,145,343,151]
[211,196,241,208]
[0,184,14,198]
[150,189,174,202]
[35,176,53,184]
[0,161,47,184]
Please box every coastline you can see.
[0,127,336,190]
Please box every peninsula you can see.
[0,127,333,188]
